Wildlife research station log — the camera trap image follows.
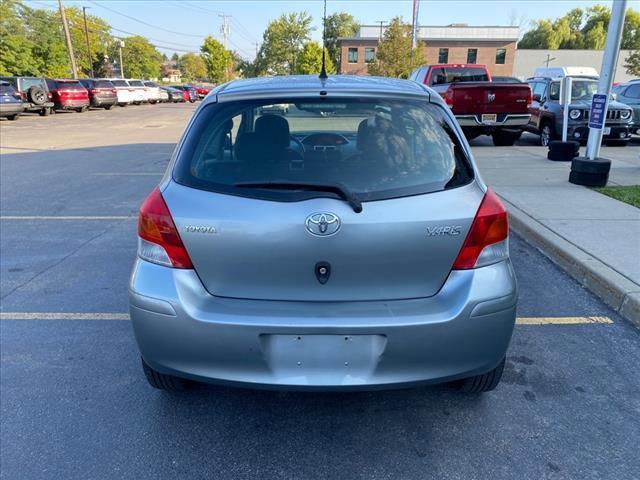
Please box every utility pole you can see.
[254,42,259,57]
[544,53,556,67]
[376,21,386,39]
[58,0,78,79]
[585,0,627,160]
[82,6,94,77]
[118,39,125,78]
[219,14,231,49]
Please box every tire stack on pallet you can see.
[547,141,580,161]
[569,157,611,187]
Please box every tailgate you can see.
[451,84,530,115]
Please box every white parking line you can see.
[0,313,614,324]
[92,173,163,176]
[0,216,135,220]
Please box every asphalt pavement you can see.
[1,105,639,480]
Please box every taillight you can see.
[442,89,454,108]
[91,89,98,94]
[20,91,27,100]
[452,189,509,269]
[111,89,117,93]
[137,188,193,269]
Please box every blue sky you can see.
[25,0,616,59]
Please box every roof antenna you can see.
[319,0,328,79]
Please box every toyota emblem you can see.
[305,213,341,236]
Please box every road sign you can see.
[588,94,608,129]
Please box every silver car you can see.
[130,75,517,393]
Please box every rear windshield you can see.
[128,80,143,87]
[54,80,83,89]
[111,80,129,87]
[0,83,17,94]
[174,98,473,203]
[94,80,114,88]
[144,81,158,87]
[430,68,489,85]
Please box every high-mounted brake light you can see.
[453,189,509,269]
[137,188,193,268]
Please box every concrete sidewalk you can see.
[473,143,640,325]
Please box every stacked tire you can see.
[569,157,611,187]
[547,140,579,161]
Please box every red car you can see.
[195,86,210,99]
[45,79,90,112]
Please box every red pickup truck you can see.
[410,64,532,146]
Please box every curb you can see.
[501,197,640,328]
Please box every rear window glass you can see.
[22,78,45,91]
[128,80,143,86]
[0,83,17,94]
[55,80,83,89]
[111,80,129,87]
[430,68,489,85]
[144,81,158,87]
[174,98,473,203]
[95,80,114,88]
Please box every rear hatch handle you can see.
[235,181,363,213]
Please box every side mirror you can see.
[533,93,542,102]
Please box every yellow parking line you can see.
[516,316,613,325]
[0,313,613,324]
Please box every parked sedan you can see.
[79,78,117,109]
[160,86,185,103]
[613,80,640,134]
[130,75,517,394]
[45,78,90,112]
[0,80,24,120]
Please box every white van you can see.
[533,66,599,79]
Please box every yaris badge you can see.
[305,213,340,236]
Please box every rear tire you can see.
[491,131,520,146]
[6,114,19,121]
[39,107,51,116]
[452,358,505,393]
[104,105,113,110]
[141,358,187,392]
[539,121,555,146]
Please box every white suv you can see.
[110,79,134,106]
[143,81,162,104]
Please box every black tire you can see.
[453,358,505,393]
[569,170,609,187]
[547,150,574,161]
[492,131,519,146]
[6,114,19,121]
[571,156,611,174]
[539,121,555,147]
[604,140,628,147]
[141,358,187,392]
[39,107,51,116]
[75,107,86,113]
[28,85,47,105]
[549,140,579,155]
[104,104,113,110]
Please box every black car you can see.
[0,76,54,115]
[0,80,24,120]
[160,86,185,103]
[79,78,118,109]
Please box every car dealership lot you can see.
[1,105,639,479]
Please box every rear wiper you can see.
[235,181,363,213]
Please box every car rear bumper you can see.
[129,258,518,390]
[57,99,89,109]
[456,113,530,129]
[0,103,24,116]
[91,96,117,107]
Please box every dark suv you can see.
[0,76,54,116]
[525,76,633,146]
[78,78,118,109]
[0,81,24,120]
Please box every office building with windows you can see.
[338,24,519,76]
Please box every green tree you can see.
[518,19,562,49]
[324,12,359,69]
[65,6,113,77]
[178,52,207,81]
[367,17,424,78]
[117,36,162,78]
[624,50,640,75]
[200,36,232,83]
[26,8,70,77]
[295,42,335,75]
[0,0,40,76]
[255,12,313,75]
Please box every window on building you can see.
[467,49,478,64]
[364,47,376,63]
[495,48,506,65]
[438,48,449,64]
[348,48,358,63]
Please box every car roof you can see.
[209,75,431,104]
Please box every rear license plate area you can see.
[482,114,497,124]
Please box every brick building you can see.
[338,24,519,77]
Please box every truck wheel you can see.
[7,114,19,121]
[39,107,51,116]
[452,358,505,393]
[141,358,187,392]
[104,105,113,110]
[539,122,555,147]
[28,86,47,105]
[492,131,520,146]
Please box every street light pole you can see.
[82,6,94,77]
[118,40,125,78]
[585,0,627,160]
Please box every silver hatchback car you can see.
[130,75,517,392]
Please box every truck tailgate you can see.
[451,83,531,115]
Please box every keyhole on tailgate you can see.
[315,262,331,284]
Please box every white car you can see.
[110,79,134,106]
[126,79,147,104]
[157,87,170,103]
[143,81,163,104]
